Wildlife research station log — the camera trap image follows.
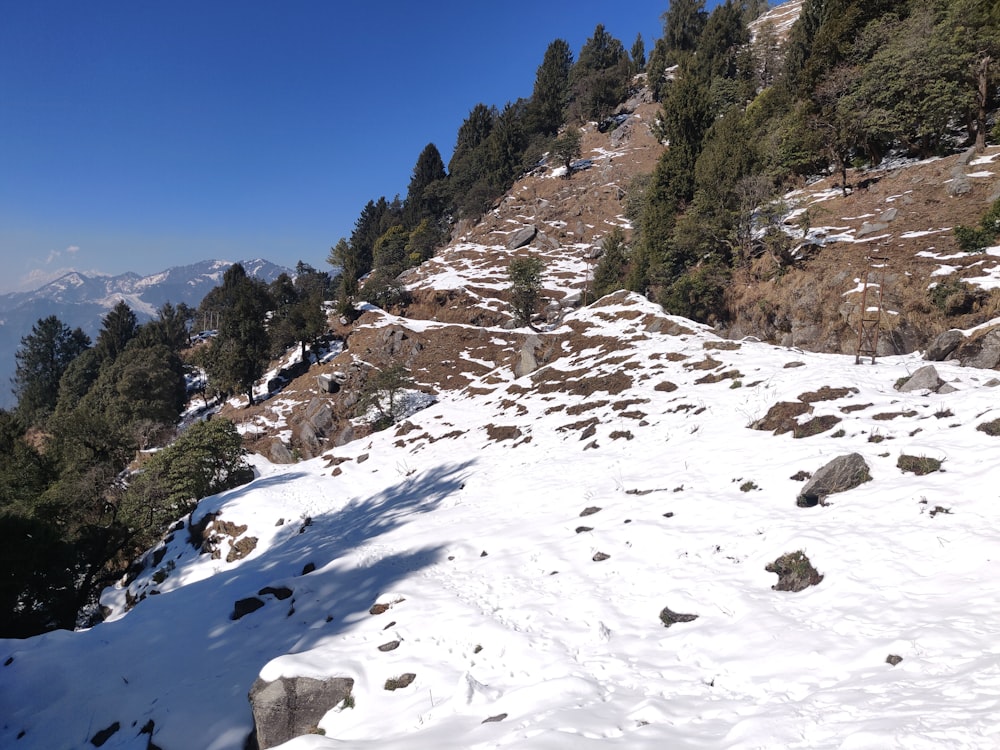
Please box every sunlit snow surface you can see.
[5,293,1000,750]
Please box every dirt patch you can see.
[752,402,813,434]
[798,386,859,403]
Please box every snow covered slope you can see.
[5,292,1000,749]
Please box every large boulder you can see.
[249,675,354,749]
[924,329,965,361]
[796,453,871,507]
[506,225,537,250]
[897,364,946,393]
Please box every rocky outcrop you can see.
[897,364,956,393]
[249,676,354,749]
[924,329,965,361]
[506,225,537,250]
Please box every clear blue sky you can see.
[0,1,719,293]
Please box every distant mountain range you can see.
[0,259,293,410]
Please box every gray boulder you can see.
[797,453,871,507]
[924,329,965,361]
[959,328,1000,369]
[898,365,945,392]
[506,225,537,250]
[249,675,354,749]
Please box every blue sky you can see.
[0,1,712,293]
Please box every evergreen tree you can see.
[404,143,447,226]
[13,315,91,426]
[551,126,582,177]
[94,300,138,363]
[508,255,545,330]
[204,263,273,406]
[662,0,708,64]
[527,39,574,136]
[630,33,647,74]
[592,228,630,298]
[568,25,630,122]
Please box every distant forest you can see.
[2,0,998,639]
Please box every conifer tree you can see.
[404,143,447,226]
[94,300,138,364]
[204,263,273,406]
[13,315,91,426]
[528,39,574,136]
[568,24,630,121]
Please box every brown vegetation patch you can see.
[798,386,859,403]
[485,425,522,442]
[655,381,678,392]
[558,417,600,435]
[394,421,420,436]
[704,340,741,351]
[566,400,609,415]
[841,403,872,413]
[752,401,813,434]
[618,410,647,420]
[685,356,723,371]
[498,399,528,415]
[610,430,634,440]
[872,410,919,421]
[663,352,689,362]
[695,369,743,384]
[793,415,842,438]
[612,397,649,410]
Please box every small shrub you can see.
[793,414,841,438]
[340,694,355,710]
[831,428,846,438]
[739,480,758,492]
[897,454,943,475]
[929,277,985,315]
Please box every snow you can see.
[6,293,1000,750]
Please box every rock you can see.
[232,597,266,620]
[514,335,540,377]
[269,440,295,464]
[659,606,698,627]
[957,328,1000,369]
[258,586,293,601]
[796,453,871,507]
[924,329,965,361]
[898,365,945,392]
[90,721,120,747]
[766,551,823,592]
[482,713,508,724]
[249,675,354,749]
[856,221,889,237]
[948,172,972,198]
[877,207,899,223]
[886,654,903,666]
[506,225,537,250]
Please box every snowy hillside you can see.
[5,290,1000,749]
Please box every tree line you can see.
[1,262,333,637]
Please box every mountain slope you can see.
[5,289,1000,749]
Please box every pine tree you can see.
[631,33,647,74]
[593,228,630,298]
[508,255,545,330]
[404,143,447,226]
[94,300,138,364]
[204,263,273,406]
[568,25,630,122]
[662,0,708,64]
[13,315,91,426]
[528,39,574,136]
[551,126,582,178]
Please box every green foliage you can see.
[955,197,1000,252]
[658,262,731,325]
[929,277,986,315]
[550,127,582,177]
[508,255,545,329]
[121,418,252,544]
[528,39,574,136]
[662,0,708,65]
[567,24,630,122]
[203,263,274,406]
[95,300,138,364]
[404,143,447,226]
[14,316,91,426]
[356,364,416,430]
[592,228,630,299]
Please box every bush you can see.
[658,263,730,324]
[897,454,943,475]
[765,551,823,592]
[929,278,985,315]
[954,197,1000,252]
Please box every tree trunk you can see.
[976,54,991,153]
